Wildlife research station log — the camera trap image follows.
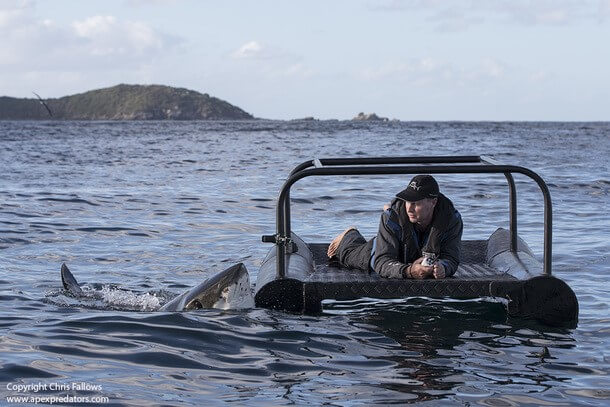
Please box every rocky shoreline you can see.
[0,84,253,120]
[1,85,399,122]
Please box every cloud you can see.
[277,63,316,78]
[359,58,449,83]
[0,1,67,66]
[125,0,180,5]
[72,15,167,57]
[370,0,605,29]
[232,40,264,59]
[231,40,300,62]
[0,4,180,72]
[0,0,32,28]
[600,0,610,21]
[480,58,504,78]
[229,42,316,80]
[359,57,509,88]
[499,1,583,25]
[528,69,550,83]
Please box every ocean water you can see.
[0,120,608,406]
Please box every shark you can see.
[60,262,255,311]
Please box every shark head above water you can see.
[60,262,254,311]
[159,263,254,311]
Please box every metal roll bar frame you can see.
[262,156,552,279]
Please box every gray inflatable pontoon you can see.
[255,156,579,327]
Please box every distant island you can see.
[0,84,253,120]
[352,112,389,122]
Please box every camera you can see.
[421,252,438,267]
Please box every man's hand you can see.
[433,261,445,279]
[408,257,434,279]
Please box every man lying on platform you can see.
[327,175,463,279]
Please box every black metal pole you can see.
[505,173,518,252]
[480,156,519,253]
[290,156,481,174]
[275,163,552,279]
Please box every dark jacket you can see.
[372,193,463,279]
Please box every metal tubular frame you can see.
[480,156,519,252]
[268,156,552,279]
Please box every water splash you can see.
[44,285,162,311]
[99,286,161,311]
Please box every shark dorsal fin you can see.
[61,263,83,296]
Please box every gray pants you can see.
[335,229,375,273]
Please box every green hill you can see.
[0,84,254,120]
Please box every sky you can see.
[1,0,609,121]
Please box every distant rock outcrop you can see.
[352,112,389,122]
[0,84,254,120]
[290,117,318,121]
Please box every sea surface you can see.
[0,120,608,406]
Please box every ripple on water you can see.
[0,121,608,405]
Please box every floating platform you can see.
[254,156,579,327]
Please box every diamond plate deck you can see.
[256,234,527,313]
[289,241,521,311]
[307,240,516,283]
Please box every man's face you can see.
[404,198,437,226]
